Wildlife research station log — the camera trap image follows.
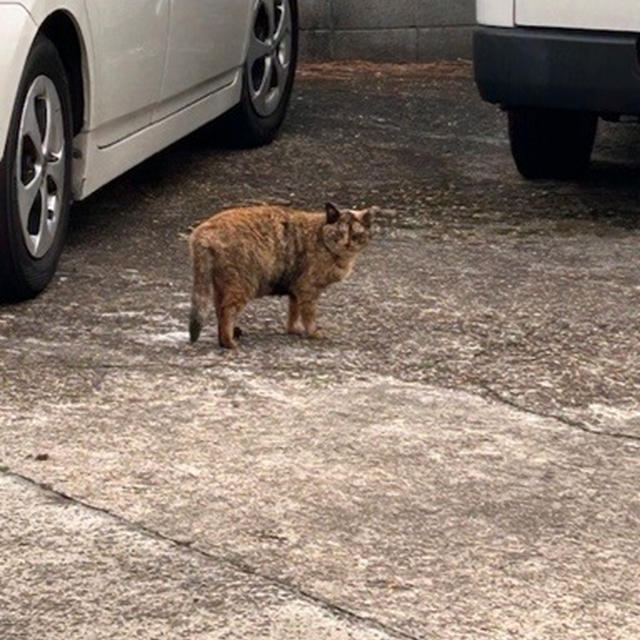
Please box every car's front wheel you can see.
[222,0,298,147]
[508,108,598,180]
[0,35,72,302]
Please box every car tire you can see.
[220,0,298,148]
[0,35,73,302]
[508,108,598,180]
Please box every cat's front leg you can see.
[299,297,325,340]
[287,295,305,335]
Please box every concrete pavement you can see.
[1,61,639,638]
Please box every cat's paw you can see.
[307,328,327,340]
[287,324,306,336]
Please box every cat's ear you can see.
[360,211,372,228]
[360,206,378,228]
[353,206,377,228]
[325,202,341,224]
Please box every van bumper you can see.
[474,26,640,115]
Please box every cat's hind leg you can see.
[215,285,244,343]
[218,295,248,349]
[189,245,215,343]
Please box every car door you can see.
[84,0,169,147]
[154,0,252,121]
[515,0,640,32]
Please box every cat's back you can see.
[191,205,321,248]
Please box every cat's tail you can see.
[189,237,215,344]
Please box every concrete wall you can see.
[299,0,475,62]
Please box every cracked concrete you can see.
[1,474,403,640]
[1,61,640,638]
[481,385,640,444]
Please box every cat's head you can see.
[322,202,376,257]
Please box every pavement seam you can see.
[480,384,640,444]
[5,470,420,640]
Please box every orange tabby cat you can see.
[188,202,375,348]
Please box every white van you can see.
[474,1,640,178]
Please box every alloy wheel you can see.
[15,75,66,259]
[247,0,293,117]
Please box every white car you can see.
[474,1,638,179]
[0,0,298,301]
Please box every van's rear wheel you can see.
[0,35,72,301]
[508,108,598,180]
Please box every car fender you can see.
[0,5,38,164]
[8,1,96,125]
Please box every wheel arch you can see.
[39,10,90,138]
